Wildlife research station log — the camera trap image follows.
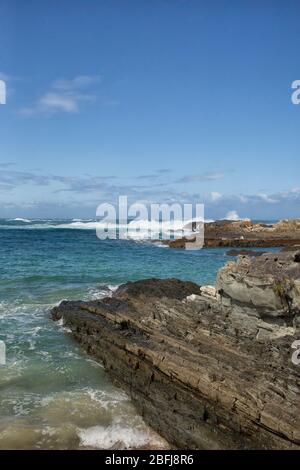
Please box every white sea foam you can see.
[9,218,31,223]
[85,284,119,301]
[84,387,128,409]
[225,211,250,222]
[1,218,214,241]
[72,218,94,222]
[78,422,152,449]
[153,242,169,248]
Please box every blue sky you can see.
[0,0,300,220]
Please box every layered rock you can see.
[52,260,300,450]
[216,251,300,320]
[163,219,300,249]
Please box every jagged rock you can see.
[52,271,300,450]
[199,285,217,298]
[216,251,300,320]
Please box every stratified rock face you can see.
[216,251,300,320]
[52,273,300,450]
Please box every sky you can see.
[0,0,300,220]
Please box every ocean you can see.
[0,218,274,449]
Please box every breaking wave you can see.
[0,217,213,241]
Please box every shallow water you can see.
[0,219,276,449]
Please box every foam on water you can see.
[9,218,31,223]
[0,217,212,242]
[1,224,262,449]
[78,421,161,449]
[0,280,167,449]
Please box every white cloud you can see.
[53,75,102,90]
[210,191,223,202]
[257,193,279,204]
[39,92,79,113]
[18,75,101,116]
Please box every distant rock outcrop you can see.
[163,219,300,249]
[52,255,300,450]
[225,249,266,257]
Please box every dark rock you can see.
[226,249,266,257]
[160,237,196,249]
[115,278,200,301]
[52,272,300,450]
[164,219,300,249]
[294,253,300,263]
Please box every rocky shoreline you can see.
[52,250,300,450]
[162,219,300,249]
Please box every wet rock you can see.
[52,271,300,450]
[226,249,266,257]
[115,278,200,301]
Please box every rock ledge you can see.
[52,259,300,449]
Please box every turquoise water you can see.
[0,219,274,449]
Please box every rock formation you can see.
[225,249,265,257]
[51,254,300,450]
[162,219,300,249]
[216,251,300,322]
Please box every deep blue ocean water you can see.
[0,218,276,449]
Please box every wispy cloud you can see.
[135,174,159,180]
[0,72,9,81]
[18,75,102,116]
[0,162,16,169]
[1,167,299,207]
[204,189,300,207]
[1,166,300,219]
[0,169,52,191]
[176,172,224,183]
[135,169,172,180]
[256,193,279,204]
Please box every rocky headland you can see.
[163,219,300,249]
[51,250,300,449]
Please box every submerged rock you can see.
[52,259,300,450]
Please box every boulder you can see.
[216,252,300,320]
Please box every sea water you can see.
[0,218,274,449]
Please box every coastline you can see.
[162,219,300,249]
[2,218,300,449]
[52,249,300,449]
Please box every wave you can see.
[9,218,31,223]
[78,423,148,449]
[0,218,214,241]
[72,218,93,222]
